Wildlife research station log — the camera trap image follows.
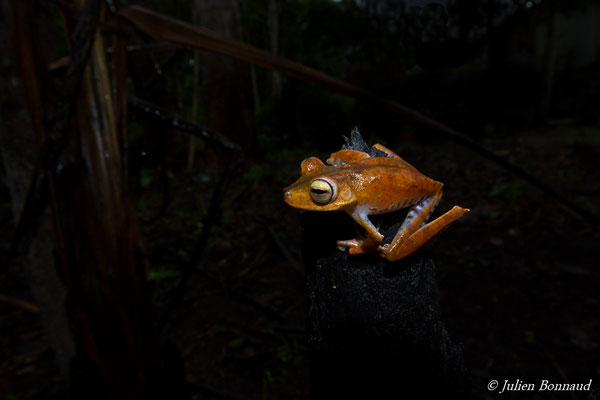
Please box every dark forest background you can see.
[1,0,599,399]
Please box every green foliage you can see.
[140,167,154,189]
[524,330,536,344]
[276,337,297,363]
[146,268,180,281]
[192,222,204,237]
[227,337,245,349]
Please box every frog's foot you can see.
[337,239,360,253]
[381,204,469,261]
[337,238,379,255]
[377,243,390,254]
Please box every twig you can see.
[128,96,241,151]
[0,294,40,314]
[139,47,183,90]
[545,351,578,400]
[236,241,270,278]
[266,224,303,274]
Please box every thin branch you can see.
[128,96,240,151]
[0,294,40,314]
[266,224,303,274]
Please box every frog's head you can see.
[283,157,355,211]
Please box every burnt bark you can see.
[303,132,470,399]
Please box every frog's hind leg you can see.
[380,192,469,261]
[327,149,370,165]
[372,143,402,159]
[372,143,421,172]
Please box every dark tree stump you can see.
[301,131,470,399]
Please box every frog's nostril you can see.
[284,191,292,198]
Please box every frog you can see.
[283,143,469,261]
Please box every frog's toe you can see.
[336,239,359,252]
[378,245,393,260]
[349,247,369,255]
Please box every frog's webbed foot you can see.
[337,236,380,255]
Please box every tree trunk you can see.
[302,133,470,399]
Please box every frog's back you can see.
[332,158,441,213]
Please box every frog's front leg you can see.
[337,208,384,255]
[380,191,469,261]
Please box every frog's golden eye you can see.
[309,178,337,204]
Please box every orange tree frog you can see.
[283,143,469,261]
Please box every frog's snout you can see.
[283,189,294,206]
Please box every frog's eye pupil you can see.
[309,179,336,204]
